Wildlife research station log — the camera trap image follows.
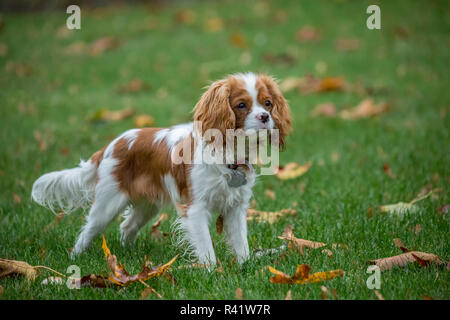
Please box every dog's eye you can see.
[237,102,246,109]
[265,100,272,108]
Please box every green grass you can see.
[0,0,449,300]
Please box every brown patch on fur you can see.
[110,128,192,204]
[90,146,106,167]
[256,75,292,150]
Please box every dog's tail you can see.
[31,159,98,213]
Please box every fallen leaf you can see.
[279,77,304,93]
[0,285,3,296]
[296,26,321,42]
[13,193,22,204]
[280,75,346,95]
[278,225,326,254]
[230,33,247,48]
[90,37,121,55]
[0,42,8,57]
[216,215,224,234]
[275,162,311,180]
[247,208,296,224]
[102,235,178,286]
[269,264,344,284]
[0,259,39,280]
[33,130,47,151]
[117,78,150,94]
[367,238,444,271]
[5,61,33,77]
[423,294,434,300]
[235,288,243,300]
[374,290,384,300]
[311,103,336,117]
[134,114,155,128]
[335,38,360,51]
[285,290,292,300]
[89,107,135,122]
[262,53,296,66]
[204,17,224,32]
[174,9,196,25]
[265,189,276,200]
[150,213,169,240]
[339,99,390,120]
[320,286,329,299]
[379,190,432,217]
[321,249,333,258]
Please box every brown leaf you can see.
[102,235,178,286]
[230,33,247,48]
[13,193,22,204]
[296,26,321,42]
[204,17,224,32]
[339,99,390,120]
[0,258,39,280]
[269,264,344,284]
[335,38,360,51]
[235,288,243,300]
[285,290,292,300]
[33,130,47,151]
[310,103,336,117]
[368,251,443,271]
[89,107,136,122]
[278,225,326,254]
[320,286,329,299]
[275,162,311,180]
[216,215,224,234]
[174,9,196,25]
[134,115,155,128]
[265,189,276,200]
[374,290,384,300]
[247,208,296,224]
[150,213,169,240]
[392,238,409,253]
[117,78,150,94]
[90,37,121,55]
[262,53,296,66]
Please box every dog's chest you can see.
[190,165,255,212]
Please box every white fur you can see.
[31,159,97,213]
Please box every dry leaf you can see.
[263,53,296,66]
[235,288,243,300]
[275,162,311,180]
[89,107,135,122]
[339,99,390,120]
[278,225,326,254]
[33,130,47,151]
[117,78,150,94]
[150,213,169,240]
[296,26,321,42]
[216,215,224,234]
[285,290,292,300]
[0,258,39,280]
[265,189,276,200]
[280,75,345,94]
[230,33,247,48]
[367,238,444,271]
[335,38,360,51]
[174,9,196,25]
[279,77,304,93]
[102,235,177,286]
[90,37,121,55]
[247,208,296,224]
[134,115,155,128]
[311,103,336,117]
[13,193,22,204]
[320,286,329,299]
[321,249,333,258]
[379,190,432,216]
[204,17,224,32]
[374,290,384,300]
[269,264,344,284]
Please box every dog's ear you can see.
[259,75,292,150]
[193,79,235,138]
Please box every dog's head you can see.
[193,72,292,150]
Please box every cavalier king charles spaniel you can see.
[32,72,292,266]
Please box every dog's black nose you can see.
[257,112,269,123]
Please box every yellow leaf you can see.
[275,162,311,180]
[134,114,155,128]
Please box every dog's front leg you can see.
[182,203,216,267]
[223,204,250,264]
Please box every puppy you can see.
[32,72,292,266]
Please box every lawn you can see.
[0,0,449,300]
